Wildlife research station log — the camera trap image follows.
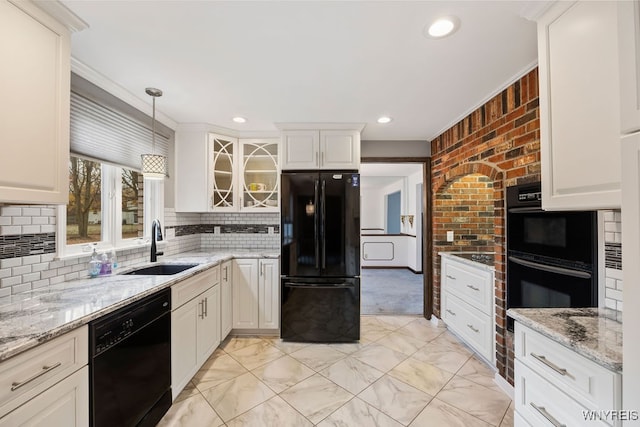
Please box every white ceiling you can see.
[62,1,539,141]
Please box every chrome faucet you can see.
[151,219,164,262]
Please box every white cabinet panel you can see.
[232,259,259,329]
[281,129,360,170]
[281,131,319,169]
[619,0,640,134]
[320,130,360,170]
[258,259,279,330]
[539,1,621,210]
[220,260,233,340]
[0,0,70,204]
[233,258,279,330]
[171,268,221,400]
[0,367,88,427]
[440,255,494,364]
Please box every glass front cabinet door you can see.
[241,139,279,212]
[210,133,238,211]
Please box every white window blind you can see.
[70,92,170,171]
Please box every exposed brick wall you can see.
[430,68,541,384]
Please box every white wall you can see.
[361,187,384,230]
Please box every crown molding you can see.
[175,123,280,139]
[71,57,178,130]
[519,1,555,22]
[274,122,366,132]
[32,0,88,32]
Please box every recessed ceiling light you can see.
[425,16,460,39]
[232,116,247,123]
[377,116,392,124]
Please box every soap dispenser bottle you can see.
[89,247,101,278]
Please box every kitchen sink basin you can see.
[123,264,199,276]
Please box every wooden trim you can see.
[360,156,433,320]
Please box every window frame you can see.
[57,160,164,259]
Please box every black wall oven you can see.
[506,182,597,330]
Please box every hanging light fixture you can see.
[141,87,167,179]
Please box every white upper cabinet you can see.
[281,129,360,170]
[538,1,621,210]
[0,1,71,204]
[619,0,640,134]
[175,127,279,212]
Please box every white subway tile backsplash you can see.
[22,255,41,265]
[12,265,31,276]
[1,276,22,288]
[1,207,21,216]
[1,258,21,269]
[21,225,41,234]
[0,225,21,235]
[32,279,50,289]
[12,216,31,225]
[11,283,31,293]
[22,272,40,283]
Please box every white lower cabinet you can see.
[440,254,495,363]
[514,322,622,427]
[0,367,88,427]
[220,260,233,340]
[0,326,88,426]
[171,267,221,400]
[233,258,279,330]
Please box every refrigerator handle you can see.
[321,179,326,269]
[314,179,320,269]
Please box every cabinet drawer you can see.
[0,326,88,417]
[442,292,493,362]
[442,260,492,314]
[515,360,610,427]
[172,266,220,309]
[515,323,621,412]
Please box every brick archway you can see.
[432,161,508,378]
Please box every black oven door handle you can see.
[508,256,592,279]
[508,207,544,213]
[284,282,355,289]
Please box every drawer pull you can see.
[466,284,480,291]
[199,300,205,319]
[466,324,479,333]
[11,362,62,391]
[446,309,456,316]
[530,402,566,427]
[446,275,456,280]
[530,353,569,377]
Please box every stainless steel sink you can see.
[123,264,199,276]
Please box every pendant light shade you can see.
[142,87,166,179]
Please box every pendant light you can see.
[141,87,167,179]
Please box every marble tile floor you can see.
[159,315,513,427]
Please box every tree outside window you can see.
[67,157,101,244]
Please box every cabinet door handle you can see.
[530,353,569,377]
[321,151,324,166]
[530,403,566,427]
[466,324,479,333]
[446,309,456,316]
[204,297,208,317]
[315,152,319,167]
[199,300,205,319]
[467,284,480,291]
[11,362,62,391]
[446,275,456,280]
[224,266,228,281]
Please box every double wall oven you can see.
[506,182,597,330]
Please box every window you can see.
[58,76,171,258]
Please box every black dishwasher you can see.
[89,288,172,427]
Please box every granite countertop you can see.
[439,251,496,270]
[0,250,279,362]
[507,307,623,373]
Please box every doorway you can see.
[360,160,431,317]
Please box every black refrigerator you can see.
[280,171,360,342]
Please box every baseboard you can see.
[362,266,423,274]
[494,373,514,399]
[429,315,441,327]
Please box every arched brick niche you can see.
[430,68,541,383]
